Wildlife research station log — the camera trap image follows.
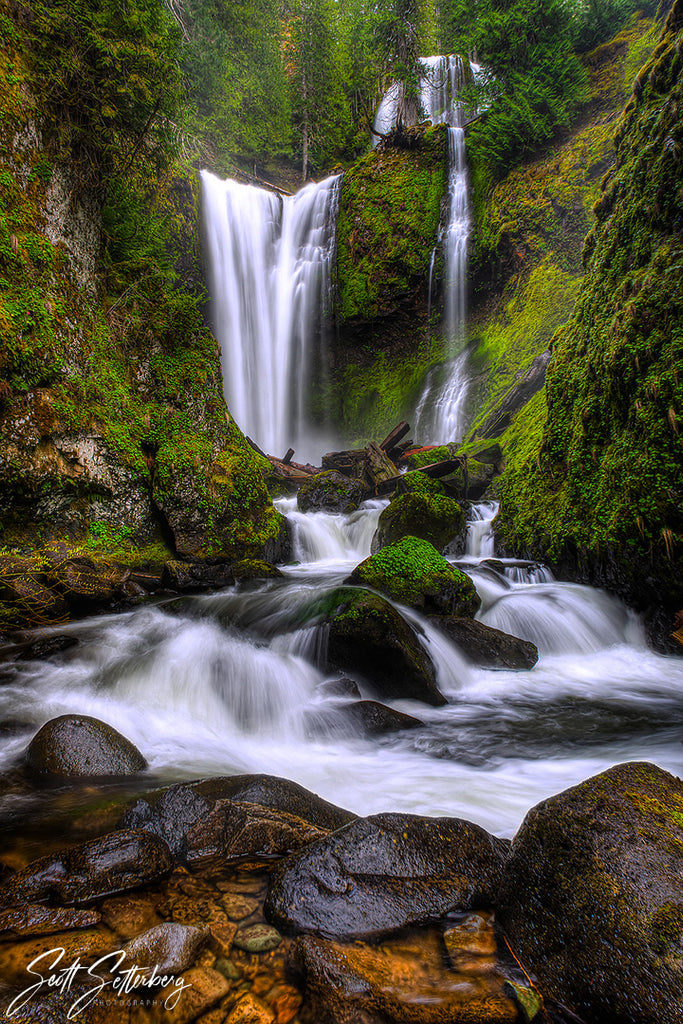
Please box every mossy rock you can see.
[325,587,446,707]
[372,493,466,553]
[402,472,446,497]
[232,559,284,582]
[498,762,683,1024]
[297,471,368,514]
[346,537,480,618]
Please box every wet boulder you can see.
[184,800,330,865]
[232,559,284,583]
[26,715,147,780]
[265,812,508,939]
[161,560,234,592]
[372,493,466,554]
[306,700,423,739]
[0,829,172,906]
[346,537,481,618]
[432,617,538,669]
[316,676,362,699]
[497,762,683,1024]
[120,774,355,857]
[290,929,519,1024]
[297,471,368,513]
[49,556,126,612]
[326,588,447,706]
[123,922,209,973]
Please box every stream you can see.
[0,501,680,838]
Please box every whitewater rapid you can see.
[0,501,680,837]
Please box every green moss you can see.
[406,446,452,469]
[374,492,465,551]
[497,5,683,608]
[349,535,480,616]
[649,902,683,953]
[403,472,446,496]
[336,128,448,323]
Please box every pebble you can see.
[233,924,282,954]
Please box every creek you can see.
[1,501,680,837]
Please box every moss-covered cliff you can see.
[463,15,657,442]
[496,3,683,644]
[0,0,285,626]
[332,127,448,443]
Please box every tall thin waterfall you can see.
[415,122,471,442]
[201,171,341,458]
[373,55,474,445]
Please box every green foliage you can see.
[26,0,183,180]
[183,0,291,166]
[497,5,683,595]
[571,0,659,51]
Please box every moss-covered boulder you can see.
[347,537,480,618]
[26,715,147,780]
[297,471,367,514]
[372,493,465,554]
[498,762,683,1024]
[326,587,446,706]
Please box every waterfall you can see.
[414,121,472,443]
[373,56,475,445]
[201,170,341,459]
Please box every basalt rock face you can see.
[496,5,683,647]
[498,762,683,1024]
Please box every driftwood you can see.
[282,448,295,465]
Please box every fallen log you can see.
[376,458,468,496]
[364,442,398,489]
[380,422,410,453]
[322,449,367,477]
[282,448,295,465]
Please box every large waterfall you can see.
[373,55,474,444]
[201,171,341,459]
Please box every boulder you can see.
[232,559,284,582]
[346,537,481,618]
[306,700,423,739]
[26,715,147,780]
[14,634,79,661]
[372,493,466,553]
[326,588,447,706]
[184,800,329,865]
[0,556,67,621]
[0,829,172,906]
[0,904,100,939]
[497,762,683,1024]
[316,677,362,699]
[290,930,519,1024]
[264,812,508,939]
[49,556,126,612]
[123,922,208,973]
[161,560,234,592]
[297,471,368,513]
[431,617,539,669]
[119,774,355,857]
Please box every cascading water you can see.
[373,57,474,444]
[201,170,341,460]
[2,500,681,838]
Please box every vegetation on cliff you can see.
[497,1,683,635]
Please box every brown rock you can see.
[164,967,230,1024]
[225,993,275,1024]
[220,894,258,921]
[0,903,100,940]
[185,800,329,866]
[99,894,162,939]
[291,929,519,1023]
[0,928,116,986]
[210,920,238,957]
[444,913,498,959]
[0,829,172,906]
[123,922,209,973]
[26,714,147,780]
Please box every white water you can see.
[1,501,681,838]
[395,62,472,444]
[201,170,341,461]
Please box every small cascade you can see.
[465,500,498,558]
[201,171,341,460]
[277,496,387,569]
